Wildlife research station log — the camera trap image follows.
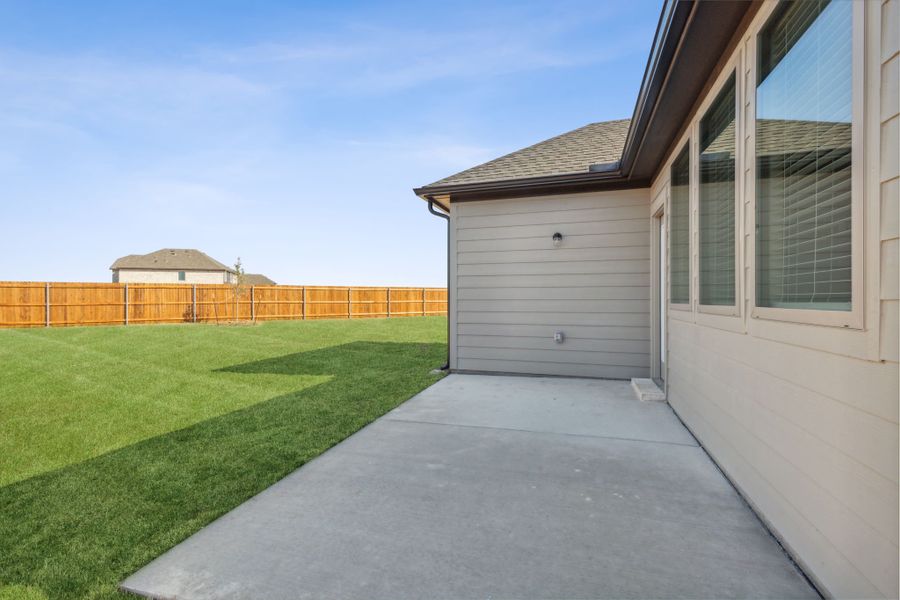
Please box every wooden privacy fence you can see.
[0,282,447,328]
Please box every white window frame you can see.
[696,51,744,318]
[747,0,865,330]
[650,197,667,383]
[669,140,692,313]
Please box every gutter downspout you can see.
[426,197,450,371]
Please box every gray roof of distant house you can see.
[110,249,234,272]
[243,273,277,285]
[421,119,631,189]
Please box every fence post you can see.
[6,282,443,329]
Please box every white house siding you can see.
[450,189,651,379]
[114,270,230,284]
[655,2,899,598]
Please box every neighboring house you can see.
[243,273,277,285]
[110,249,236,284]
[415,1,898,599]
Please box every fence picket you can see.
[0,282,446,328]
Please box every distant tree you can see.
[231,257,249,321]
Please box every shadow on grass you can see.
[0,342,444,600]
[216,340,436,376]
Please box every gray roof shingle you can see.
[110,249,234,272]
[704,119,850,157]
[417,115,850,196]
[421,119,630,189]
[243,273,277,285]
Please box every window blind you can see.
[756,0,852,311]
[700,72,736,306]
[670,145,691,305]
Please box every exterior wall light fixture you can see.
[552,232,563,247]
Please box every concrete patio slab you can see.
[121,374,816,600]
[385,374,692,445]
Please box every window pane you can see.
[700,72,736,306]
[756,0,852,311]
[670,145,691,305]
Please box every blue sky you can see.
[0,0,661,285]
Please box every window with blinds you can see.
[756,0,852,311]
[700,72,737,306]
[670,145,691,305]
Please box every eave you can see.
[413,0,757,205]
[622,0,756,181]
[414,171,650,204]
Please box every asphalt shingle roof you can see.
[704,119,850,157]
[243,273,277,285]
[110,249,234,272]
[423,119,631,189]
[420,115,850,194]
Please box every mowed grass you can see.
[0,317,446,600]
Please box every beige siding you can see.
[654,2,900,598]
[115,269,229,284]
[666,323,898,599]
[880,0,900,363]
[440,1,896,595]
[451,189,651,378]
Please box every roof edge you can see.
[618,0,694,177]
[622,0,755,179]
[412,0,754,203]
[416,169,651,203]
[418,119,630,191]
[110,266,235,272]
[415,169,624,195]
[109,248,236,273]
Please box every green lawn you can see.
[0,317,446,600]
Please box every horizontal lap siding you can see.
[457,287,649,300]
[456,359,648,379]
[458,273,649,287]
[453,189,651,378]
[456,218,649,240]
[880,0,899,362]
[458,311,648,327]
[667,320,898,599]
[660,5,900,597]
[458,260,649,276]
